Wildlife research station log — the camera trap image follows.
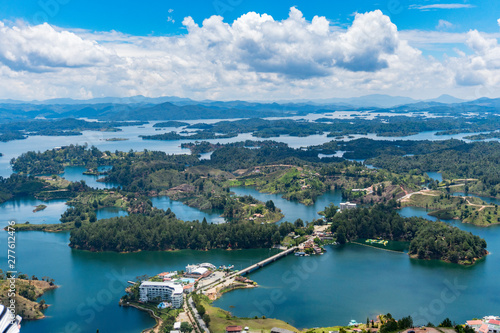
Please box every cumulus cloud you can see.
[0,7,496,101]
[0,22,112,72]
[172,8,401,78]
[450,30,500,86]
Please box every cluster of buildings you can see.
[298,238,324,254]
[138,263,218,308]
[467,316,500,333]
[185,263,215,278]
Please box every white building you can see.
[139,281,184,308]
[340,202,357,211]
[185,264,198,274]
[199,263,216,270]
[185,263,214,276]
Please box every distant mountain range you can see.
[0,94,466,108]
[0,94,497,123]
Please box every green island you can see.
[133,115,500,140]
[463,131,500,140]
[401,190,500,227]
[0,118,147,142]
[105,137,129,141]
[2,142,490,265]
[153,121,190,128]
[32,204,47,212]
[140,131,238,141]
[0,271,57,320]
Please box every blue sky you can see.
[1,0,498,35]
[0,0,499,101]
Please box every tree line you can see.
[329,202,487,264]
[69,209,296,252]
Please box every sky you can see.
[0,0,500,101]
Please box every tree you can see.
[294,218,304,228]
[336,225,347,244]
[439,318,453,327]
[196,304,206,317]
[203,313,211,326]
[180,322,193,333]
[265,200,276,212]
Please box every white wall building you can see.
[139,281,184,308]
[340,202,357,211]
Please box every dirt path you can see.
[465,198,494,211]
[399,189,439,202]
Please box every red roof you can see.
[489,320,500,326]
[467,320,483,326]
[479,324,489,333]
[226,326,242,332]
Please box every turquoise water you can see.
[0,190,499,331]
[151,196,225,224]
[0,120,499,331]
[214,205,500,328]
[451,192,500,205]
[0,197,127,225]
[0,119,489,178]
[61,166,120,190]
[426,172,443,182]
[230,187,343,223]
[0,197,67,225]
[0,228,277,333]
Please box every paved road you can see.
[188,296,210,333]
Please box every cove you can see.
[0,226,279,333]
[214,205,500,328]
[230,187,343,223]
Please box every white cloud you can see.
[0,21,112,72]
[437,19,453,30]
[411,3,475,10]
[0,8,498,101]
[448,30,500,87]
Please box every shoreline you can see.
[121,302,162,333]
[350,241,406,254]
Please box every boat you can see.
[348,319,360,326]
[295,251,306,256]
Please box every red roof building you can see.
[479,324,489,333]
[226,326,243,333]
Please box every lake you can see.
[214,205,500,328]
[0,117,499,331]
[1,189,499,331]
[0,229,277,333]
[0,117,490,178]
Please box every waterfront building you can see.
[139,281,184,308]
[466,317,500,333]
[488,320,500,333]
[185,263,213,278]
[468,320,485,330]
[226,326,243,333]
[340,202,357,211]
